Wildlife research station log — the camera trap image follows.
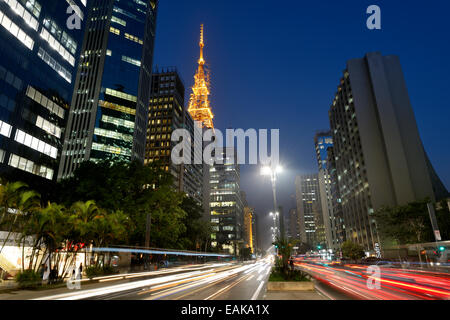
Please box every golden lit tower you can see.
[188,24,214,128]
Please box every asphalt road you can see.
[33,259,273,300]
[295,260,450,300]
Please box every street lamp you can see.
[262,164,283,235]
[269,211,280,237]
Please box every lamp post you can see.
[261,165,283,213]
[262,165,283,238]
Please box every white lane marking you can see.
[257,274,264,281]
[315,285,334,300]
[251,281,265,300]
[204,284,231,300]
[246,275,254,281]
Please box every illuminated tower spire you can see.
[188,24,214,129]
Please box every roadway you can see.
[295,259,450,300]
[33,259,273,300]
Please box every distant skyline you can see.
[152,0,450,248]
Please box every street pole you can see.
[145,213,151,248]
[270,171,280,239]
[144,213,151,270]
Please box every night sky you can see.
[153,0,450,249]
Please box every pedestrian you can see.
[289,258,294,270]
[42,265,49,284]
[78,263,83,279]
[38,264,45,280]
[50,267,58,284]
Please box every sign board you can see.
[374,243,382,258]
[434,230,442,241]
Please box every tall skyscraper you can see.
[210,147,244,255]
[329,52,448,251]
[314,131,343,251]
[58,0,158,179]
[295,173,323,247]
[286,208,300,241]
[145,67,203,203]
[0,0,87,185]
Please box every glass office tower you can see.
[0,0,87,185]
[58,0,157,179]
[210,147,244,255]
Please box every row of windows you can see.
[124,32,143,44]
[14,129,58,159]
[101,115,134,129]
[26,86,66,119]
[0,9,34,50]
[0,65,23,91]
[148,133,171,140]
[8,153,53,180]
[91,142,131,157]
[99,100,136,115]
[147,149,170,157]
[4,0,39,30]
[94,127,133,142]
[36,115,61,138]
[37,47,72,83]
[19,0,41,18]
[150,97,174,103]
[210,201,236,208]
[40,27,75,66]
[109,26,120,35]
[105,88,137,102]
[122,55,141,67]
[111,15,126,26]
[42,17,77,54]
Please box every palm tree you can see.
[69,200,101,267]
[0,181,40,255]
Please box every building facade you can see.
[286,208,300,241]
[144,67,203,203]
[329,52,448,251]
[0,0,87,185]
[314,131,343,251]
[326,146,346,248]
[210,147,244,255]
[295,173,323,247]
[58,0,158,179]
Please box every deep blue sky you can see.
[153,0,450,248]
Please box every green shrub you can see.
[268,268,310,282]
[15,270,42,289]
[85,265,118,278]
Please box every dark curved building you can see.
[329,52,448,252]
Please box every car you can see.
[374,260,396,268]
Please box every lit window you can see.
[0,120,12,138]
[8,153,53,180]
[3,0,39,30]
[37,47,72,83]
[0,9,34,50]
[121,55,141,67]
[14,129,57,159]
[109,26,120,35]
